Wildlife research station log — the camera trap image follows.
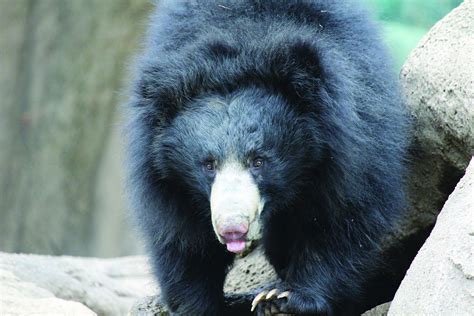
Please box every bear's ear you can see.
[288,40,324,95]
[270,39,324,112]
[132,62,184,127]
[288,40,322,77]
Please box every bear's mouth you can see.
[220,230,248,253]
[226,240,246,253]
[228,240,260,257]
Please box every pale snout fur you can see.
[210,162,265,247]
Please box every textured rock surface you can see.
[389,158,474,315]
[399,0,474,240]
[1,269,96,315]
[362,302,391,316]
[224,247,278,294]
[374,1,474,303]
[0,253,155,315]
[129,295,168,316]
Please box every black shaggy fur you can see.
[125,0,410,315]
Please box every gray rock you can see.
[129,295,168,316]
[362,302,391,316]
[388,157,474,315]
[224,246,278,294]
[374,0,474,303]
[0,253,155,315]
[399,0,474,241]
[0,269,96,315]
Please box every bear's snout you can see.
[217,223,249,241]
[210,161,265,253]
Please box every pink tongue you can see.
[226,240,246,253]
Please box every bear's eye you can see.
[203,160,216,172]
[252,157,264,169]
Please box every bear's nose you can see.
[218,224,248,242]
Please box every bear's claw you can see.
[251,291,268,311]
[266,289,279,300]
[251,289,291,313]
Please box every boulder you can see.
[388,157,474,315]
[0,253,155,315]
[1,269,96,315]
[399,0,474,240]
[224,247,278,294]
[373,0,474,306]
[362,303,391,316]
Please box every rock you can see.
[362,302,391,316]
[388,158,474,315]
[0,269,96,315]
[0,253,155,315]
[399,0,474,240]
[370,0,474,306]
[224,247,278,294]
[129,295,168,316]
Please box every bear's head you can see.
[151,87,323,254]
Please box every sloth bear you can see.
[125,0,409,315]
